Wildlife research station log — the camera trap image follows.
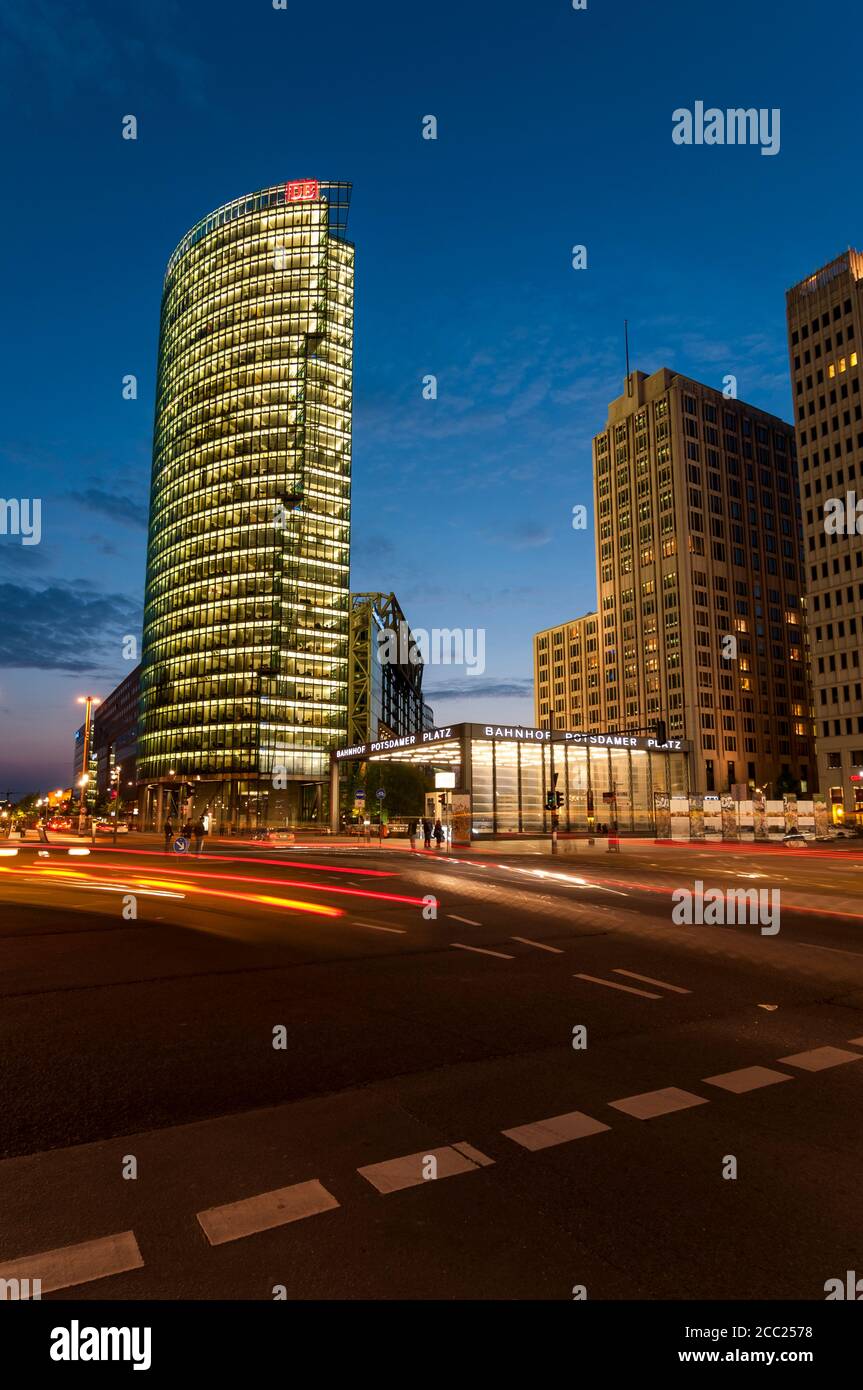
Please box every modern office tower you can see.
[786,251,863,823]
[534,368,814,796]
[348,592,435,745]
[92,665,141,798]
[139,180,354,828]
[533,612,599,734]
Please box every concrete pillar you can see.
[329,757,340,834]
[155,784,164,833]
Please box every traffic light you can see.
[654,719,668,746]
[545,791,556,811]
[438,793,447,807]
[556,791,565,808]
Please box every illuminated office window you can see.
[139,182,354,804]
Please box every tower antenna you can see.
[625,320,632,395]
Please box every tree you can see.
[364,762,432,816]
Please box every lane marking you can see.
[609,1086,708,1120]
[0,1230,143,1295]
[358,1143,492,1194]
[703,1065,793,1094]
[613,968,691,995]
[777,1046,863,1072]
[797,942,863,958]
[197,1179,339,1246]
[848,1036,863,1046]
[351,920,406,934]
[447,914,482,926]
[502,1109,610,1151]
[451,1141,495,1167]
[574,972,661,999]
[451,942,514,959]
[511,936,564,953]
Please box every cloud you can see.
[423,676,534,700]
[0,580,141,672]
[0,0,209,108]
[70,488,148,530]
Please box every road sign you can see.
[355,789,366,802]
[173,836,189,853]
[375,789,386,800]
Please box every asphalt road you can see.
[1,836,862,1300]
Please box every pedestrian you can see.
[407,816,418,851]
[422,816,432,849]
[163,817,173,852]
[433,817,444,850]
[192,816,207,856]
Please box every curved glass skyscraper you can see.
[139,180,353,828]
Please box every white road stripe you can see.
[609,1086,708,1120]
[511,936,564,953]
[451,1141,495,1167]
[777,1046,863,1072]
[197,1179,339,1246]
[452,942,514,960]
[613,968,691,994]
[447,914,482,926]
[797,942,863,958]
[351,920,406,934]
[574,972,661,999]
[703,1065,792,1094]
[503,1109,610,1151]
[0,1230,143,1294]
[358,1143,491,1194]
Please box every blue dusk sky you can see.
[1,0,861,797]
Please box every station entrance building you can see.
[330,721,690,841]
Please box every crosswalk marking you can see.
[197,1179,339,1246]
[451,942,514,959]
[0,1230,143,1295]
[703,1065,792,1094]
[451,1141,495,1167]
[613,968,691,994]
[777,1046,863,1072]
[502,1109,610,1151]
[574,972,661,999]
[608,1086,708,1120]
[358,1143,492,1194]
[511,936,564,953]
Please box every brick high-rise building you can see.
[533,612,601,734]
[535,368,815,796]
[786,250,863,823]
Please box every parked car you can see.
[95,820,129,834]
[47,817,72,831]
[828,825,858,840]
[782,830,812,847]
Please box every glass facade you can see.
[139,181,354,812]
[335,725,690,837]
[465,737,687,835]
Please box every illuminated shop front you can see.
[330,722,691,840]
